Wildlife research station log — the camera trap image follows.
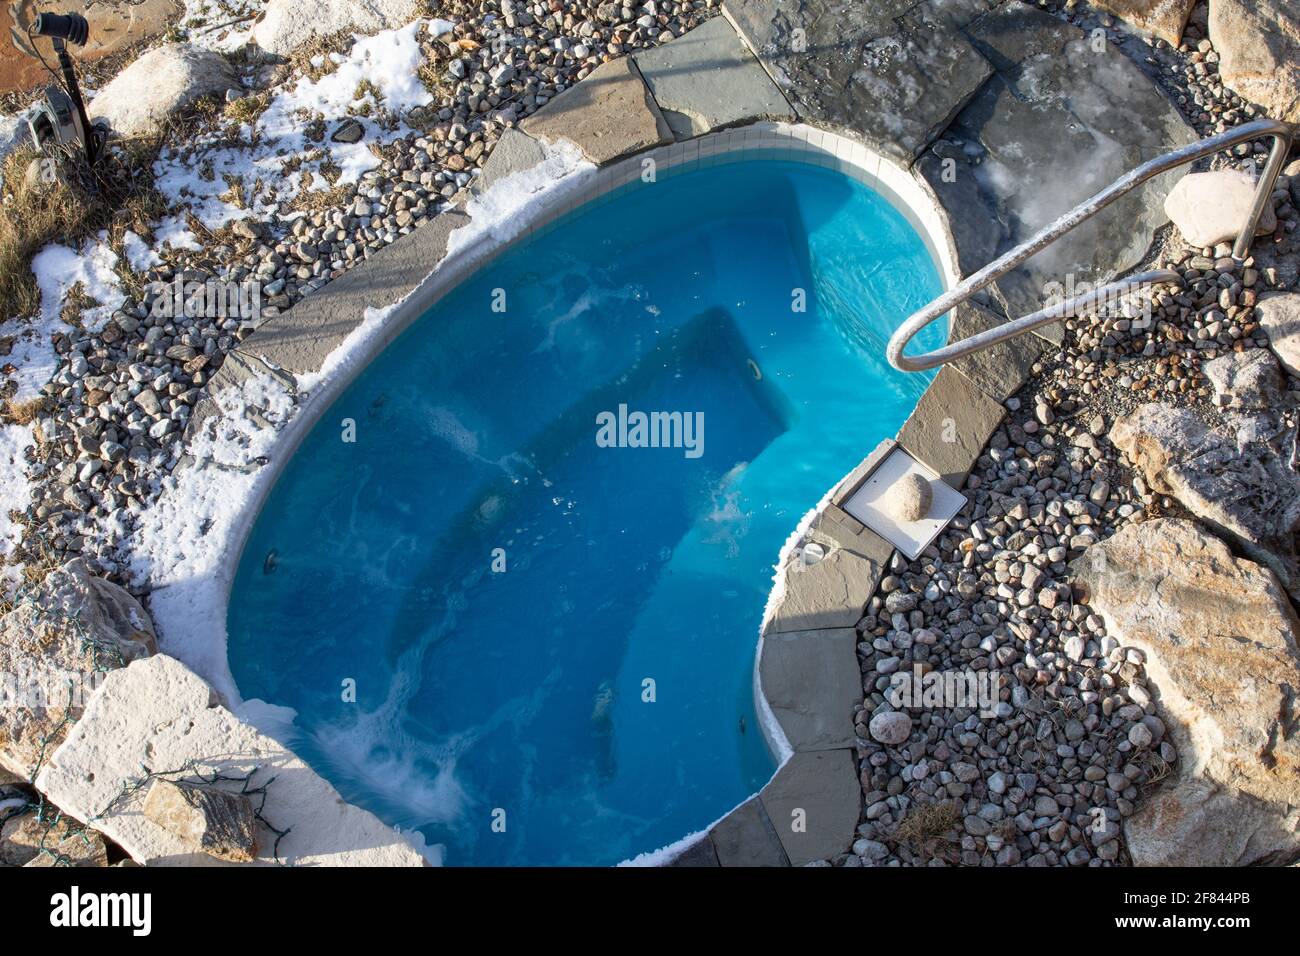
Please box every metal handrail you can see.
[887,118,1295,372]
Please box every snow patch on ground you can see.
[0,422,34,593]
[153,20,436,233]
[30,234,126,331]
[128,374,297,699]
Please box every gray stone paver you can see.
[471,127,548,196]
[633,17,793,140]
[708,795,791,866]
[897,364,1006,489]
[521,56,672,165]
[918,2,1196,327]
[950,300,1045,402]
[722,0,995,164]
[758,749,860,865]
[237,208,469,376]
[759,626,861,752]
[768,540,880,632]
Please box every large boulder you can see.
[1209,0,1300,125]
[1091,0,1197,45]
[36,655,429,866]
[250,0,421,57]
[0,560,156,780]
[1163,169,1278,249]
[1074,519,1300,866]
[89,44,238,137]
[1110,401,1300,599]
[1257,292,1300,378]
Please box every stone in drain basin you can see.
[880,472,932,522]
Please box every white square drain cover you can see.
[840,447,967,561]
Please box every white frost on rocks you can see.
[153,20,438,232]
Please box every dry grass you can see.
[0,148,98,320]
[1,394,49,426]
[892,800,962,850]
[289,31,356,82]
[224,91,272,126]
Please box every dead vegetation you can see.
[892,799,962,852]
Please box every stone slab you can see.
[768,533,882,632]
[708,795,790,866]
[758,749,859,865]
[919,3,1196,326]
[949,299,1045,402]
[36,655,428,866]
[758,626,860,751]
[239,208,469,376]
[471,128,549,196]
[633,17,793,139]
[521,56,671,165]
[723,0,995,165]
[896,364,1005,489]
[663,833,720,866]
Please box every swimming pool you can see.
[226,154,946,866]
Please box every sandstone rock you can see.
[1111,403,1300,598]
[1090,0,1196,44]
[89,44,238,137]
[0,559,156,780]
[1257,292,1300,378]
[36,655,429,866]
[1209,0,1300,125]
[880,472,933,522]
[1,810,108,867]
[3,0,182,96]
[521,56,671,165]
[1073,519,1300,865]
[1203,348,1284,410]
[142,779,259,863]
[1164,169,1278,249]
[250,0,420,57]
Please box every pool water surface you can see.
[227,155,946,865]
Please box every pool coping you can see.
[172,16,1042,867]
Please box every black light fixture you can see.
[24,11,98,167]
[32,11,89,46]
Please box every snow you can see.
[153,20,438,233]
[128,373,296,701]
[30,233,125,331]
[0,422,34,592]
[121,230,162,272]
[444,138,596,259]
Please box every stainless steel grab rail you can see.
[887,118,1295,372]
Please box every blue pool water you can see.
[227,155,946,866]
